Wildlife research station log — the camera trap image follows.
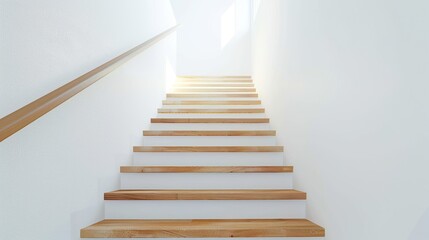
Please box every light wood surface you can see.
[173,88,256,92]
[133,146,284,152]
[79,74,326,236]
[0,25,180,142]
[151,118,270,123]
[120,166,293,173]
[178,79,253,83]
[81,219,325,238]
[158,108,265,113]
[104,189,306,200]
[162,100,261,105]
[166,93,258,98]
[143,130,276,136]
[174,83,254,87]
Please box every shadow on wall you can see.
[70,175,117,240]
[409,207,429,240]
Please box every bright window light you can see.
[221,1,236,48]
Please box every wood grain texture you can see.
[172,88,257,92]
[133,146,284,152]
[81,219,325,238]
[166,93,258,98]
[104,189,306,200]
[162,100,261,105]
[177,79,253,83]
[0,25,180,142]
[151,118,270,123]
[143,130,276,136]
[174,83,254,87]
[120,166,293,173]
[158,108,265,113]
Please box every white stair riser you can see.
[157,113,267,118]
[177,78,252,80]
[133,152,284,166]
[170,89,255,92]
[175,81,254,83]
[171,89,256,92]
[173,84,255,86]
[105,200,305,219]
[142,136,277,146]
[149,123,271,130]
[120,173,293,189]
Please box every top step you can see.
[177,76,253,83]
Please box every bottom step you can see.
[81,219,325,238]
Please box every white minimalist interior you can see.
[1,0,429,240]
[171,0,251,75]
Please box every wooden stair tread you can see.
[162,100,261,105]
[104,189,306,200]
[167,93,258,98]
[175,83,254,87]
[133,146,284,152]
[178,79,253,82]
[173,88,256,92]
[81,219,324,238]
[80,75,326,237]
[143,130,276,136]
[120,166,293,173]
[158,108,265,113]
[151,118,270,123]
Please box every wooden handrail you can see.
[0,25,179,142]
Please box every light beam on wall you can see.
[251,0,262,23]
[164,56,176,92]
[221,1,236,48]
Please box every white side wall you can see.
[171,0,251,76]
[0,1,176,239]
[251,0,429,239]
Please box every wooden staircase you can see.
[80,76,325,238]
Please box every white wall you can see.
[0,1,176,239]
[251,0,429,239]
[171,0,251,76]
[0,0,176,117]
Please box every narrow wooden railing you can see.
[0,25,179,142]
